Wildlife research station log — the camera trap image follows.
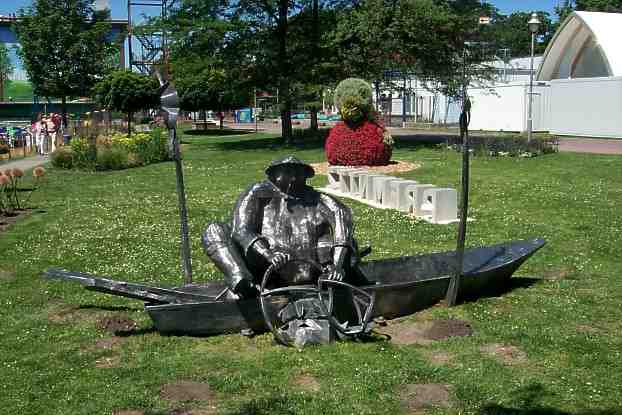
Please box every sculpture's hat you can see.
[265,156,315,178]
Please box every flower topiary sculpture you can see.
[325,78,393,166]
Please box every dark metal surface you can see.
[202,157,356,296]
[259,259,375,346]
[157,77,193,284]
[446,95,472,307]
[43,239,544,336]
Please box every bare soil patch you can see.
[542,267,575,280]
[576,325,601,335]
[380,321,434,345]
[95,355,121,368]
[97,315,138,335]
[399,383,455,413]
[379,319,472,345]
[310,160,420,176]
[47,304,82,324]
[0,269,16,282]
[292,373,321,393]
[0,209,32,234]
[423,350,455,366]
[160,381,215,403]
[93,336,127,351]
[170,408,218,415]
[424,319,473,340]
[480,343,527,365]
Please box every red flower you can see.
[325,120,392,166]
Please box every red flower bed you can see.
[325,121,392,166]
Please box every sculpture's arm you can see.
[319,194,354,281]
[319,193,354,247]
[231,186,266,255]
[231,184,290,269]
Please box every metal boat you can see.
[43,238,545,336]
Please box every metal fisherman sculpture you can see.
[202,156,363,300]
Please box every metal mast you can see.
[127,0,177,74]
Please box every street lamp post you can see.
[527,12,541,143]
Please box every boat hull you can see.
[146,238,545,336]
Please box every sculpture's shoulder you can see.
[239,180,279,200]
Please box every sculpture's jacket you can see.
[232,180,354,281]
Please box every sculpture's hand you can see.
[328,267,345,282]
[269,252,291,269]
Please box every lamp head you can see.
[528,12,541,34]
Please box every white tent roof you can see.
[537,11,622,81]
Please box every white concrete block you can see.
[372,176,397,206]
[338,169,367,194]
[406,184,436,216]
[360,174,388,201]
[421,188,458,224]
[327,166,351,190]
[391,180,419,211]
[349,170,369,197]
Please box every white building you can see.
[470,11,622,138]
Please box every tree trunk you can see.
[0,73,4,102]
[310,109,318,131]
[128,111,132,136]
[60,96,69,131]
[278,0,292,144]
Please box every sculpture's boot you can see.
[202,223,254,296]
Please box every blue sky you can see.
[2,0,560,19]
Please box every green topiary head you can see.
[334,78,373,124]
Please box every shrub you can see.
[50,147,74,169]
[70,137,97,169]
[111,128,170,165]
[446,135,558,157]
[325,120,392,166]
[333,78,373,123]
[0,144,9,155]
[327,78,391,166]
[96,145,129,170]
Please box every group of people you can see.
[30,113,62,155]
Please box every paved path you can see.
[556,138,622,155]
[390,129,622,155]
[0,155,49,172]
[195,122,622,155]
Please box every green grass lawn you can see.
[4,80,34,101]
[1,133,621,414]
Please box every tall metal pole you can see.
[446,46,471,307]
[160,78,193,284]
[171,125,193,284]
[254,87,258,133]
[127,0,133,71]
[527,30,535,143]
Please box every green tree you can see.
[555,0,622,20]
[331,0,475,95]
[486,11,555,58]
[15,0,117,125]
[175,63,226,126]
[555,0,576,21]
[94,70,161,135]
[164,0,252,128]
[0,44,14,102]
